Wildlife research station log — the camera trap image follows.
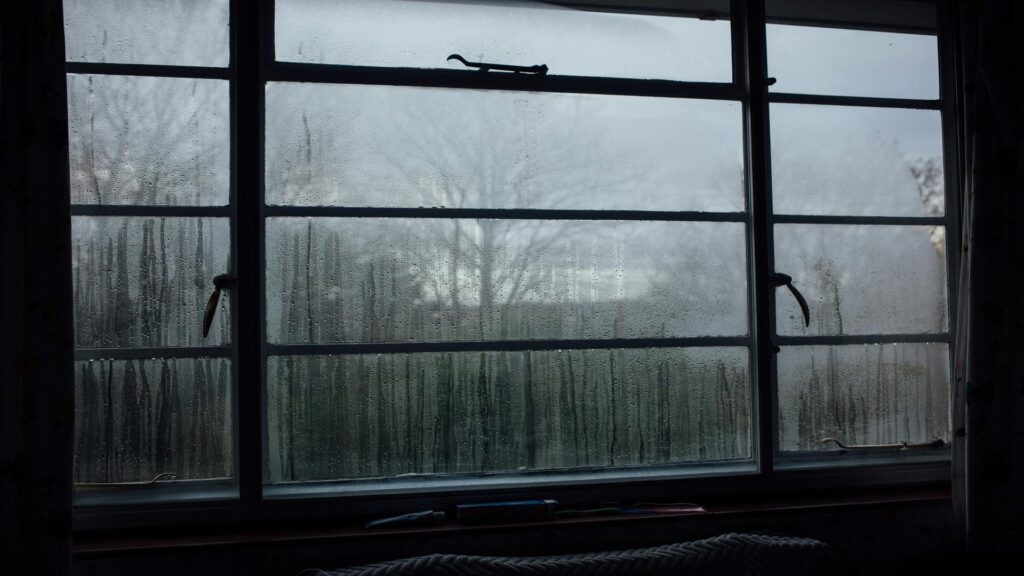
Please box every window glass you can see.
[267,347,750,483]
[64,0,229,67]
[74,358,232,484]
[767,24,939,99]
[266,219,748,344]
[774,224,947,336]
[266,84,744,212]
[771,104,944,217]
[73,217,231,348]
[275,0,732,82]
[777,343,949,453]
[67,75,230,206]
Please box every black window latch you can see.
[769,272,810,327]
[447,54,548,75]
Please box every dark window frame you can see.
[67,0,961,531]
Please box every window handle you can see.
[74,472,178,490]
[447,54,548,75]
[769,272,810,327]
[202,273,236,338]
[822,438,946,451]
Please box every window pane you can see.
[72,217,231,347]
[267,347,750,482]
[67,75,230,206]
[767,24,938,99]
[63,0,229,66]
[774,224,947,336]
[265,83,744,212]
[275,0,731,82]
[777,343,949,452]
[266,219,747,343]
[74,357,232,484]
[771,104,944,217]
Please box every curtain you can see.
[955,0,1024,560]
[0,1,75,575]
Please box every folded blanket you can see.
[302,532,833,576]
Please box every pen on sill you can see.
[364,510,446,529]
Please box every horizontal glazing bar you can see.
[266,337,752,356]
[74,346,233,361]
[775,334,951,346]
[265,62,743,101]
[768,92,941,109]
[70,205,232,217]
[771,214,948,226]
[262,206,747,222]
[65,62,231,79]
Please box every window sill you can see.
[73,484,951,558]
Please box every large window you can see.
[65,0,955,514]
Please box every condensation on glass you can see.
[67,75,230,206]
[267,347,750,482]
[771,104,944,217]
[773,224,948,337]
[74,358,232,485]
[265,83,745,212]
[275,0,732,82]
[265,218,748,344]
[776,343,950,452]
[72,217,231,347]
[63,0,229,67]
[766,24,939,99]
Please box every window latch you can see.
[447,54,548,75]
[769,272,810,327]
[822,438,946,451]
[74,472,178,491]
[203,273,236,338]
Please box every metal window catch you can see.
[822,438,946,451]
[447,54,548,75]
[769,272,810,327]
[74,472,178,491]
[203,273,236,338]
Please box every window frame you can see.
[67,0,961,531]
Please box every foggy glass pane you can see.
[275,0,732,82]
[267,347,750,482]
[74,358,232,484]
[265,83,744,211]
[774,224,947,336]
[64,0,229,66]
[771,104,944,216]
[72,217,231,347]
[777,343,950,452]
[767,24,939,99]
[265,219,747,344]
[67,75,230,206]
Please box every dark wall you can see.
[74,499,954,576]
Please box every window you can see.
[65,0,955,517]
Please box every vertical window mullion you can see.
[738,0,777,475]
[233,0,266,505]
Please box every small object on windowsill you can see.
[556,502,706,519]
[456,499,559,524]
[821,437,946,452]
[364,510,446,529]
[447,54,548,75]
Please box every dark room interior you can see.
[2,1,1023,574]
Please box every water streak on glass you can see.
[774,224,948,336]
[767,24,939,99]
[265,218,748,344]
[771,104,944,217]
[777,343,950,452]
[276,0,732,82]
[267,347,751,482]
[67,75,230,206]
[265,83,744,211]
[64,0,229,67]
[72,217,231,347]
[74,358,232,484]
